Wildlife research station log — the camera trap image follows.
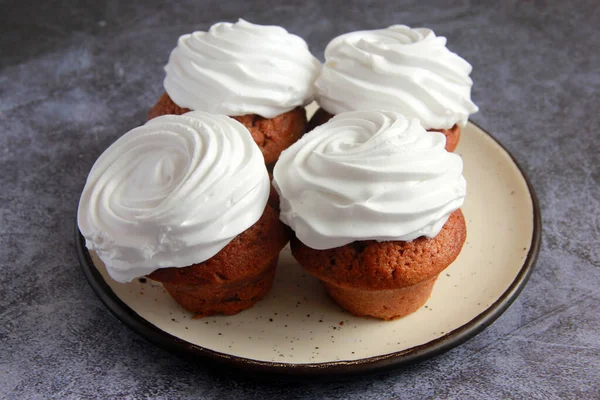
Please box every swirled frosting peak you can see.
[164,19,322,119]
[314,25,478,129]
[78,111,270,282]
[273,110,466,250]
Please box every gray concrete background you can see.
[1,0,599,398]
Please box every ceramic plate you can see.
[76,106,541,377]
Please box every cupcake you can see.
[148,19,322,165]
[273,110,467,320]
[78,111,290,317]
[310,25,478,152]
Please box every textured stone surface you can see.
[1,0,599,398]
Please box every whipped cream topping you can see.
[164,19,321,119]
[314,25,478,130]
[78,111,270,283]
[273,110,466,250]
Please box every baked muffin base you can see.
[148,93,307,164]
[149,204,291,318]
[292,210,466,320]
[437,124,461,153]
[323,276,437,320]
[308,108,461,152]
[161,258,277,317]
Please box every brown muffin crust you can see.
[322,276,437,320]
[267,173,280,211]
[148,203,291,316]
[149,204,289,285]
[291,209,466,291]
[148,92,191,119]
[308,107,461,152]
[432,124,461,153]
[233,108,307,165]
[148,92,307,164]
[158,259,278,317]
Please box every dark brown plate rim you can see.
[75,121,542,378]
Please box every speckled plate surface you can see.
[76,108,541,377]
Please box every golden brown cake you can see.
[149,204,290,317]
[291,210,466,320]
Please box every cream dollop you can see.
[164,19,321,119]
[78,111,270,282]
[314,25,478,130]
[273,110,466,250]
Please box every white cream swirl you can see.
[314,25,478,129]
[78,111,270,283]
[273,110,466,250]
[164,19,322,119]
